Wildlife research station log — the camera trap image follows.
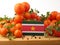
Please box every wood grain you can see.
[0,36,60,45]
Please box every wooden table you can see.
[0,36,60,45]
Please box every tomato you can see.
[22,2,30,12]
[52,30,60,37]
[0,28,8,36]
[36,16,41,22]
[47,15,52,21]
[0,24,3,28]
[49,20,57,26]
[50,11,58,20]
[15,23,22,29]
[47,16,53,21]
[14,30,22,38]
[44,19,51,28]
[24,12,31,19]
[10,27,16,34]
[56,13,60,21]
[11,21,16,25]
[51,20,57,23]
[10,19,14,23]
[49,22,55,26]
[58,24,60,27]
[14,15,24,23]
[3,23,11,28]
[14,3,25,14]
[31,12,37,19]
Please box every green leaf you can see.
[55,26,60,31]
[45,26,53,35]
[48,30,53,35]
[29,8,33,13]
[1,22,6,25]
[0,17,3,21]
[41,14,46,22]
[46,26,53,30]
[3,15,8,20]
[35,9,39,13]
[44,32,48,37]
[22,20,43,24]
[46,12,50,18]
[3,15,11,21]
[7,33,15,40]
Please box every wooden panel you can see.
[0,36,60,45]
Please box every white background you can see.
[0,0,60,17]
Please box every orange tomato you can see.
[24,12,31,19]
[10,19,14,23]
[14,30,22,38]
[22,2,30,12]
[0,28,8,36]
[44,19,51,28]
[49,20,57,26]
[0,24,3,28]
[10,27,16,34]
[14,3,25,14]
[14,15,24,23]
[15,23,22,29]
[11,21,16,25]
[49,22,55,26]
[3,23,11,28]
[50,11,58,20]
[51,20,57,23]
[56,13,60,21]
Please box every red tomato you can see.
[14,30,22,38]
[56,13,60,21]
[14,3,25,14]
[0,28,8,36]
[22,2,30,12]
[50,11,58,20]
[31,12,37,19]
[52,30,60,37]
[36,16,41,22]
[51,20,57,23]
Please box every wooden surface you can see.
[0,36,60,45]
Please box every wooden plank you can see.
[0,36,60,45]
